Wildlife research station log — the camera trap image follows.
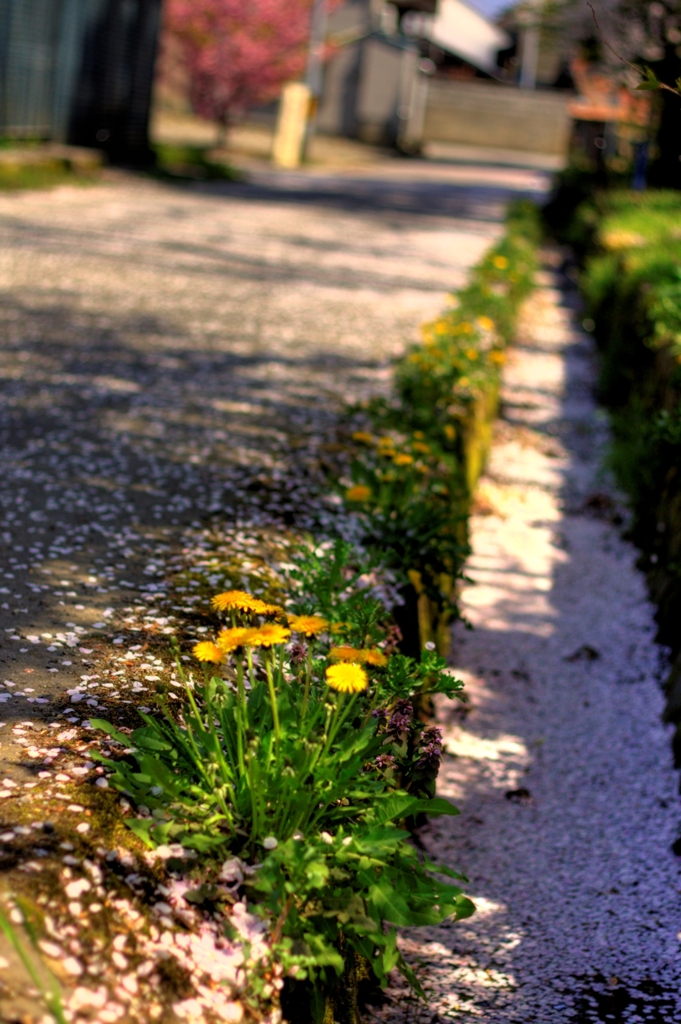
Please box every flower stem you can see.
[301,648,313,719]
[266,659,281,746]
[325,692,358,752]
[236,658,246,775]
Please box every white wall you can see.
[406,0,510,74]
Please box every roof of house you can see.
[406,0,511,74]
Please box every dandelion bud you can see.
[289,641,308,665]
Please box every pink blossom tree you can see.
[164,0,318,135]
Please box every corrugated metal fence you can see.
[0,0,161,162]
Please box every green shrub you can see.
[575,188,681,659]
[153,144,241,181]
[343,201,541,645]
[344,431,469,613]
[0,160,96,190]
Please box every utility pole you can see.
[518,1,540,90]
[306,0,327,101]
[273,0,326,168]
[302,0,327,157]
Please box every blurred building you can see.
[402,0,511,78]
[0,0,161,163]
[318,0,571,163]
[566,57,651,170]
[317,0,510,145]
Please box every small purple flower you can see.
[416,726,443,771]
[422,725,443,747]
[374,753,396,771]
[289,642,308,665]
[387,699,413,740]
[384,623,403,654]
[372,707,388,722]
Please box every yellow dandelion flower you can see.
[477,316,495,332]
[362,649,388,667]
[288,614,329,636]
[212,591,282,615]
[393,453,414,466]
[330,646,365,663]
[434,320,448,335]
[329,646,388,668]
[465,348,479,361]
[346,484,371,502]
[489,350,506,365]
[493,255,509,270]
[211,590,258,612]
[413,431,425,439]
[243,624,291,648]
[412,441,430,454]
[259,601,284,616]
[217,627,252,653]
[457,322,473,334]
[352,431,375,445]
[602,229,646,251]
[458,377,469,388]
[443,424,456,441]
[325,663,368,694]
[193,641,224,664]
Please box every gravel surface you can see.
[0,163,544,771]
[374,267,681,1023]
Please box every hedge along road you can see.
[0,161,547,778]
[376,263,681,1022]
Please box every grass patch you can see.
[152,144,242,183]
[568,186,681,676]
[340,200,542,654]
[0,161,97,191]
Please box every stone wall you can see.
[423,79,572,156]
